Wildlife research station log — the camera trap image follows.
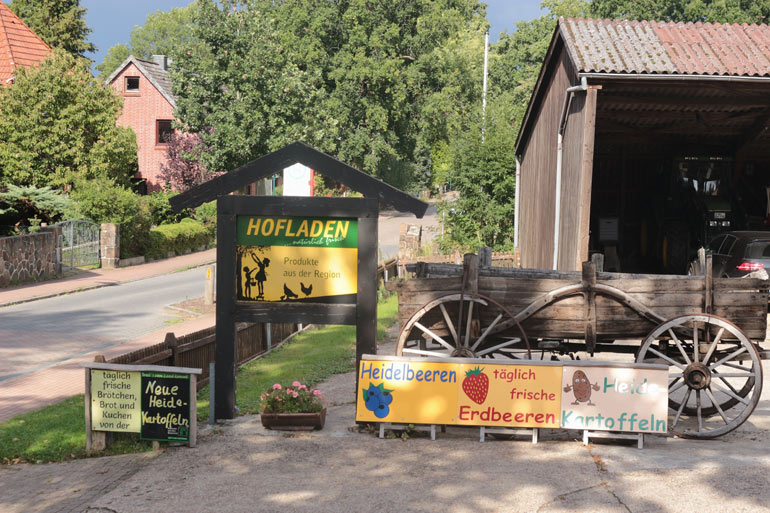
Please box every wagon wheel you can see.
[636,314,763,439]
[396,293,530,360]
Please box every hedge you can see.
[147,218,211,260]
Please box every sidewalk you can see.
[0,248,216,307]
[0,249,217,422]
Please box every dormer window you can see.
[125,76,140,92]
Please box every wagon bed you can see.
[391,251,769,439]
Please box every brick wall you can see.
[0,226,62,287]
[111,63,177,192]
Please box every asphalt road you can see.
[0,267,206,383]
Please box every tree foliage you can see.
[170,0,485,190]
[9,0,95,56]
[0,50,138,190]
[590,0,770,23]
[159,132,222,192]
[95,5,199,79]
[0,185,72,231]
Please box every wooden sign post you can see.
[169,142,428,421]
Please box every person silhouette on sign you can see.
[242,266,255,299]
[251,253,270,300]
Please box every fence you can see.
[107,322,298,390]
[399,251,519,274]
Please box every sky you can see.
[81,0,547,69]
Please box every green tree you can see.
[438,97,518,251]
[170,0,485,186]
[590,0,770,23]
[0,185,72,233]
[95,5,200,79]
[0,49,138,190]
[9,0,95,56]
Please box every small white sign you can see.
[283,163,313,197]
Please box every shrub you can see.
[193,200,216,238]
[70,180,151,258]
[147,218,211,260]
[145,191,189,226]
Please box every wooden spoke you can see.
[672,388,692,428]
[709,346,747,370]
[476,338,521,357]
[647,347,687,370]
[704,388,730,425]
[439,303,458,345]
[402,348,453,358]
[413,322,455,352]
[701,327,724,364]
[722,362,753,372]
[710,381,750,406]
[668,329,691,365]
[692,320,699,363]
[470,313,503,351]
[464,301,474,347]
[696,390,703,432]
[669,379,686,394]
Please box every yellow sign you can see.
[561,365,668,433]
[90,369,141,433]
[355,358,561,428]
[236,215,358,303]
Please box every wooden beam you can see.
[170,141,428,218]
[577,87,597,269]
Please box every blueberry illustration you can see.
[365,393,380,412]
[363,382,393,418]
[374,404,389,418]
[380,390,393,406]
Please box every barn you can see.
[514,17,770,274]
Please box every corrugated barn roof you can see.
[561,18,770,77]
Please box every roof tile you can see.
[0,1,50,84]
[560,18,770,77]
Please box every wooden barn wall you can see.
[557,87,598,270]
[519,45,577,270]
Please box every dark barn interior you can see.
[589,78,770,274]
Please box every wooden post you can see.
[464,253,479,294]
[88,355,107,452]
[478,247,492,268]
[582,261,598,356]
[165,332,180,367]
[215,203,237,420]
[705,253,713,314]
[591,252,604,273]
[189,374,197,448]
[698,247,707,276]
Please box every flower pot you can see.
[260,408,326,431]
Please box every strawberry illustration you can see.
[462,366,489,404]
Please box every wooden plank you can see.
[83,361,202,374]
[577,87,597,268]
[582,261,597,353]
[357,212,378,375]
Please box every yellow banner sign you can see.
[355,359,561,428]
[236,215,358,303]
[560,365,668,433]
[90,369,141,433]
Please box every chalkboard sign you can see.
[140,371,192,442]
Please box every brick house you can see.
[106,55,177,193]
[0,1,51,86]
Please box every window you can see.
[157,120,174,144]
[125,76,140,92]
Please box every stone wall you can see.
[0,226,62,287]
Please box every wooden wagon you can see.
[391,250,769,439]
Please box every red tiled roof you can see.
[561,18,770,77]
[0,1,51,85]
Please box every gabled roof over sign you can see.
[105,54,176,107]
[169,142,429,218]
[0,2,50,85]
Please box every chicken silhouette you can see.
[300,282,312,296]
[281,283,299,300]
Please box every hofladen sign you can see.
[236,215,358,303]
[356,357,668,434]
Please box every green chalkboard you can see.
[140,372,191,442]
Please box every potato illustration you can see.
[564,370,600,405]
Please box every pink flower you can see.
[260,393,266,400]
[292,381,302,387]
[298,384,307,391]
[312,389,321,396]
[286,388,294,395]
[292,392,299,398]
[272,384,282,390]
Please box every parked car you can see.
[688,231,770,277]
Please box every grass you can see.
[0,293,398,464]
